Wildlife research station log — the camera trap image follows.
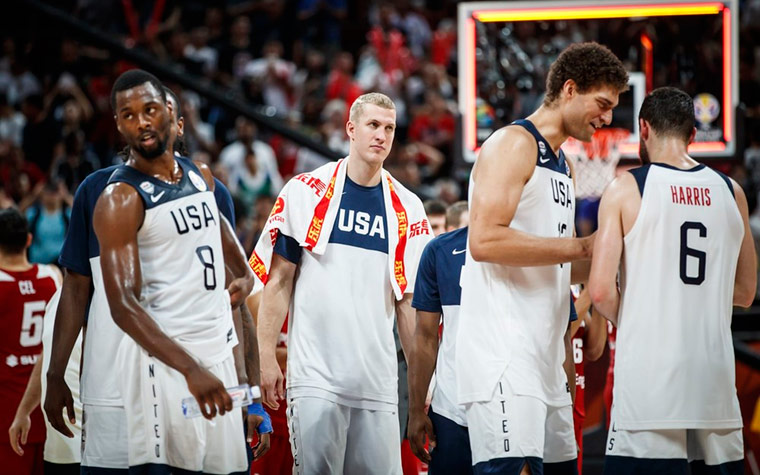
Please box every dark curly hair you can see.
[544,42,629,106]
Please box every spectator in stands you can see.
[52,131,99,195]
[21,93,61,174]
[24,180,72,265]
[0,93,25,146]
[0,145,45,204]
[221,117,284,209]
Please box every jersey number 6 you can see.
[680,221,706,285]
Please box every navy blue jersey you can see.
[412,227,468,312]
[274,176,388,264]
[329,176,388,253]
[58,165,121,275]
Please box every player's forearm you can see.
[241,303,263,400]
[110,296,200,376]
[585,307,607,362]
[589,281,619,325]
[232,307,247,384]
[563,329,576,403]
[469,226,592,267]
[16,358,43,417]
[47,271,90,378]
[258,287,291,362]
[408,316,439,414]
[395,294,415,362]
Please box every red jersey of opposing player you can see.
[572,320,586,474]
[0,264,59,445]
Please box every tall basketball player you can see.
[589,87,756,474]
[255,93,432,474]
[43,78,245,474]
[93,69,254,473]
[0,208,60,474]
[456,42,629,474]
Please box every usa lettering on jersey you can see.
[551,178,574,209]
[337,209,385,238]
[171,201,217,234]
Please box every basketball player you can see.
[254,92,432,474]
[0,208,60,474]
[92,69,254,472]
[407,202,470,474]
[43,79,250,473]
[455,42,629,474]
[9,289,82,475]
[589,87,756,474]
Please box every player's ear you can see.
[639,118,649,140]
[177,117,185,136]
[688,127,696,145]
[25,233,32,250]
[346,120,355,141]
[562,79,577,99]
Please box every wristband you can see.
[249,402,273,434]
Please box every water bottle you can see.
[182,383,262,418]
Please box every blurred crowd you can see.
[1,0,760,268]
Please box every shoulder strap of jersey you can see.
[628,164,652,197]
[712,169,735,200]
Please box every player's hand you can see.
[184,365,232,420]
[247,403,272,460]
[408,410,436,464]
[260,356,284,410]
[44,376,76,438]
[580,232,596,258]
[8,412,31,456]
[227,276,253,308]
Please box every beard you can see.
[133,134,169,160]
[639,140,651,165]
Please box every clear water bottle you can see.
[181,383,262,418]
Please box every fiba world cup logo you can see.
[693,93,722,142]
[693,93,720,128]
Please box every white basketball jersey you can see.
[108,158,235,367]
[614,163,743,430]
[456,120,575,406]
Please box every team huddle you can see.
[0,41,756,475]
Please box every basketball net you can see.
[562,128,632,200]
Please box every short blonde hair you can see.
[349,92,395,123]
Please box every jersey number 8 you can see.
[195,245,217,290]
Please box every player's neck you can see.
[647,139,699,169]
[128,151,183,184]
[0,253,32,272]
[526,106,568,153]
[346,156,383,187]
